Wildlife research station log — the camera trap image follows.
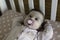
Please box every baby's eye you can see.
[29,15,32,17]
[35,18,38,20]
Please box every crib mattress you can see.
[0,10,60,40]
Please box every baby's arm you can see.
[42,21,53,40]
[6,15,26,40]
[12,15,25,28]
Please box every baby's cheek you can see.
[34,22,40,27]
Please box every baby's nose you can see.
[28,20,33,24]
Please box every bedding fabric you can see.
[0,10,60,40]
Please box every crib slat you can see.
[0,0,8,13]
[39,0,45,15]
[9,0,16,10]
[28,0,34,10]
[18,0,25,14]
[51,0,58,21]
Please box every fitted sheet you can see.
[0,10,60,40]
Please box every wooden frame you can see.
[0,0,58,21]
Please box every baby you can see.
[17,9,53,40]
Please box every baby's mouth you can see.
[27,19,34,25]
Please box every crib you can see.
[0,0,60,40]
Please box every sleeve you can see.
[42,21,53,40]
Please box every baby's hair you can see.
[31,9,44,15]
[26,9,44,17]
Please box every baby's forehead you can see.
[29,11,43,17]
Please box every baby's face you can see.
[24,11,44,30]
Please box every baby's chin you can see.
[26,24,39,30]
[29,26,39,30]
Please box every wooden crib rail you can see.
[0,0,58,21]
[9,0,16,11]
[51,0,58,21]
[18,0,25,14]
[0,0,8,13]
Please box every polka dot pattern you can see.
[0,10,22,40]
[0,10,60,40]
[48,20,60,40]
